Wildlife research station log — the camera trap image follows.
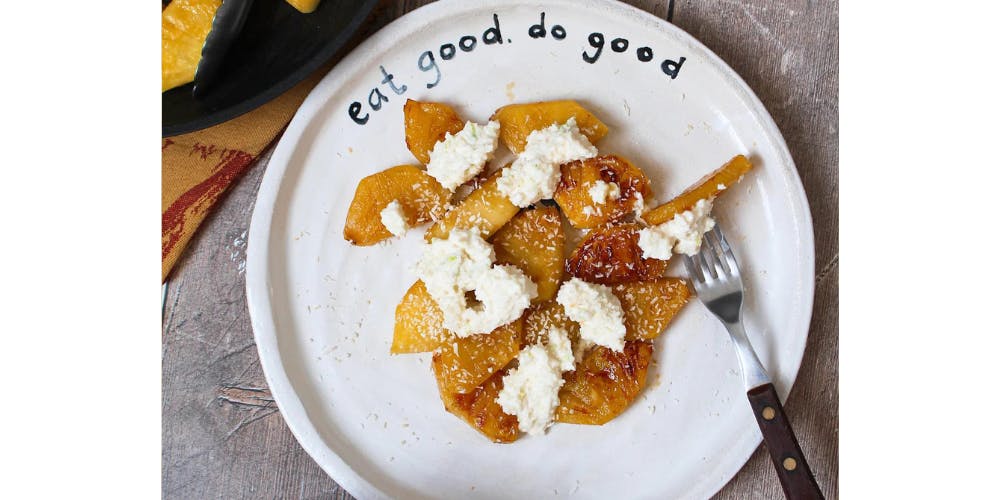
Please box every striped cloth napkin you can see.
[161,69,326,281]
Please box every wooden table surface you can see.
[162,0,838,497]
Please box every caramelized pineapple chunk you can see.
[554,155,652,229]
[566,223,668,285]
[492,206,565,302]
[344,165,450,245]
[491,100,609,153]
[285,0,321,13]
[162,0,222,91]
[556,341,654,425]
[425,167,520,241]
[522,299,578,347]
[391,281,453,354]
[432,318,523,394]
[403,99,465,165]
[439,367,520,443]
[644,154,753,225]
[612,278,690,341]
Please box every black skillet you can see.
[162,0,378,137]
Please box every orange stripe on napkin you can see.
[161,67,327,281]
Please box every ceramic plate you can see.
[246,1,814,498]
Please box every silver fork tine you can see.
[701,232,726,279]
[683,255,704,284]
[698,248,717,280]
[713,225,741,276]
[702,229,731,277]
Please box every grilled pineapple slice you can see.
[432,318,523,394]
[286,0,321,14]
[554,155,652,229]
[491,100,608,153]
[643,154,753,225]
[344,165,450,245]
[614,278,690,341]
[492,205,564,302]
[391,281,453,354]
[425,167,519,241]
[566,223,668,285]
[403,99,465,165]
[439,367,520,443]
[161,0,222,91]
[556,341,654,425]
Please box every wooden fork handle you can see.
[747,383,824,500]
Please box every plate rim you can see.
[161,0,379,137]
[246,1,816,498]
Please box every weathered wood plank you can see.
[162,0,838,498]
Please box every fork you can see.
[684,225,823,500]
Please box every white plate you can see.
[246,1,814,498]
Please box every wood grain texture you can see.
[161,0,838,498]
